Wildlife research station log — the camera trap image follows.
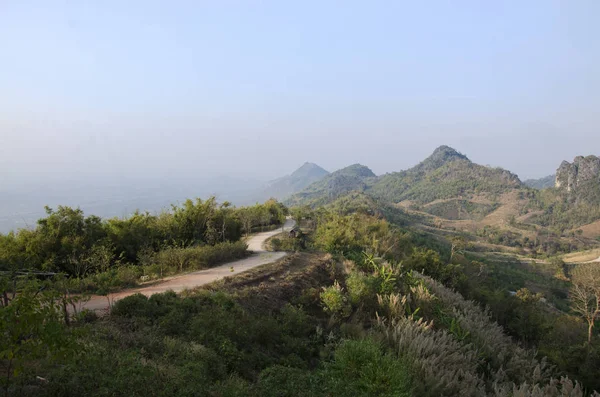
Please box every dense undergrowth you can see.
[10,248,597,396]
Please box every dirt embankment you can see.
[203,252,338,313]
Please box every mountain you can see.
[369,146,522,204]
[553,154,600,208]
[285,164,376,206]
[259,162,329,201]
[287,146,523,208]
[524,175,555,190]
[517,154,600,233]
[555,155,600,192]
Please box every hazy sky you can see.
[2,0,599,188]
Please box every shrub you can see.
[270,238,282,251]
[320,281,351,318]
[210,374,252,397]
[346,272,379,307]
[144,241,248,276]
[75,308,98,323]
[116,265,142,287]
[321,339,412,397]
[111,293,152,318]
[257,366,316,397]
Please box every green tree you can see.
[0,277,75,395]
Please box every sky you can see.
[1,0,600,192]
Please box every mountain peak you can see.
[337,164,376,178]
[417,146,470,172]
[432,145,468,160]
[290,162,329,179]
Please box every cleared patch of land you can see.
[562,248,600,264]
[573,219,600,239]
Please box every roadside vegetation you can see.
[0,198,287,294]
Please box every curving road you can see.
[79,218,295,312]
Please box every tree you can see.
[450,235,466,261]
[238,207,258,236]
[570,263,600,345]
[25,206,107,275]
[0,277,75,394]
[171,197,217,245]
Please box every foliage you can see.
[369,148,522,205]
[318,339,412,397]
[525,186,600,231]
[524,175,556,190]
[0,198,286,278]
[285,164,376,207]
[320,281,351,318]
[0,278,77,394]
[423,199,499,221]
[314,213,413,262]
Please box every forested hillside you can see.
[524,175,555,190]
[369,146,523,204]
[288,146,523,207]
[285,164,376,207]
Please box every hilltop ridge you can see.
[285,163,375,206]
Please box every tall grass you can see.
[400,273,595,396]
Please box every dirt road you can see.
[80,218,295,312]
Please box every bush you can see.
[116,265,143,287]
[111,293,152,318]
[150,241,248,275]
[75,308,98,323]
[257,366,316,397]
[320,281,351,317]
[346,272,379,307]
[270,238,282,251]
[321,339,412,397]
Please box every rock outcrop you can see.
[555,155,600,191]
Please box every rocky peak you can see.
[555,155,600,191]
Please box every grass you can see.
[562,248,600,264]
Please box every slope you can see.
[523,175,555,190]
[285,164,376,207]
[369,145,523,204]
[260,162,329,201]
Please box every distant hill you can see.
[369,146,522,204]
[285,164,376,206]
[259,162,329,201]
[524,175,555,190]
[286,146,523,208]
[283,148,600,237]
